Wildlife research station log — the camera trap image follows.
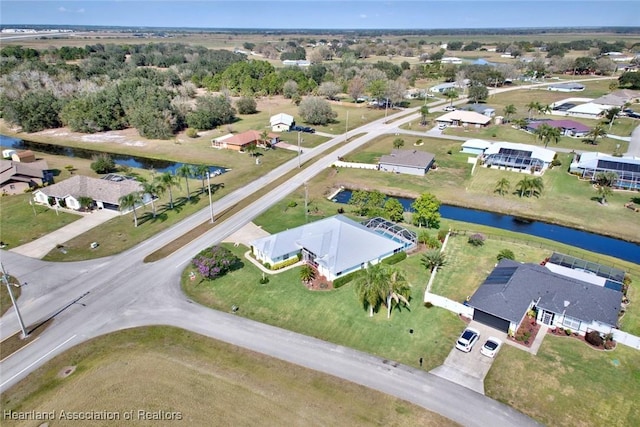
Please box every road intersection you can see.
[0,77,616,425]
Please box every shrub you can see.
[287,200,297,208]
[271,257,300,270]
[437,229,448,241]
[236,96,257,114]
[191,245,241,280]
[90,154,116,174]
[186,128,199,138]
[381,251,407,265]
[259,275,270,284]
[333,271,359,288]
[497,249,515,261]
[585,330,603,347]
[468,233,486,247]
[551,158,562,167]
[565,328,572,336]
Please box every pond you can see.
[332,189,640,265]
[1,135,227,176]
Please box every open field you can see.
[0,326,455,427]
[486,336,640,427]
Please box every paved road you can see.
[627,124,640,157]
[0,77,612,425]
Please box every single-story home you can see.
[565,102,609,118]
[33,174,149,211]
[526,119,591,138]
[429,79,469,93]
[251,215,415,281]
[569,152,640,190]
[547,82,585,92]
[468,258,622,336]
[440,57,463,64]
[591,89,640,107]
[378,149,435,176]
[211,130,279,151]
[0,159,53,195]
[436,110,492,127]
[11,150,36,163]
[481,141,556,172]
[270,113,295,132]
[282,60,310,67]
[461,139,493,156]
[462,104,496,117]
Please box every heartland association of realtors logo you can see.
[3,410,183,421]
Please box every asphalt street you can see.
[0,77,613,425]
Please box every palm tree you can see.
[119,191,143,227]
[512,118,528,130]
[529,177,544,197]
[503,104,516,123]
[494,178,510,195]
[137,177,160,218]
[586,124,607,145]
[597,185,613,205]
[300,264,315,284]
[260,129,271,148]
[353,263,388,317]
[526,101,541,120]
[421,249,447,273]
[192,164,210,193]
[244,142,257,158]
[419,105,429,126]
[443,89,458,107]
[385,268,410,319]
[538,104,551,116]
[603,107,621,131]
[176,164,193,201]
[535,123,562,148]
[157,171,180,209]
[516,176,532,197]
[393,138,404,149]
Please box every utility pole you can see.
[297,131,302,168]
[206,171,214,223]
[1,263,28,339]
[304,182,308,223]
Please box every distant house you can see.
[547,82,585,92]
[462,104,496,117]
[270,113,295,132]
[251,215,415,281]
[591,89,640,108]
[526,119,591,138]
[429,79,469,93]
[565,102,608,118]
[0,159,52,195]
[378,149,435,176]
[436,110,492,127]
[33,174,148,211]
[481,141,556,173]
[11,150,36,163]
[282,59,310,67]
[440,57,462,64]
[570,152,640,190]
[468,258,623,336]
[211,130,279,151]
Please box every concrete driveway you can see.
[430,321,507,395]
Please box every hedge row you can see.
[381,251,407,265]
[270,257,300,271]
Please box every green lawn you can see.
[485,336,640,427]
[183,243,462,372]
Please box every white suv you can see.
[455,327,480,353]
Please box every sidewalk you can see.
[10,209,119,259]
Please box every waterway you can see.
[1,135,227,176]
[332,189,640,265]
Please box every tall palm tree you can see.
[516,176,533,197]
[260,129,271,148]
[385,268,410,319]
[538,104,551,116]
[421,249,447,273]
[503,104,516,123]
[535,123,562,148]
[244,142,257,158]
[157,171,180,209]
[603,107,621,131]
[494,177,511,195]
[597,185,613,205]
[192,164,210,193]
[353,263,388,317]
[443,89,458,107]
[529,177,544,197]
[526,101,541,120]
[586,124,607,145]
[512,118,528,130]
[176,164,193,201]
[419,105,429,125]
[137,177,160,218]
[118,191,143,227]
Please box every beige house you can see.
[436,110,492,128]
[211,130,279,151]
[11,150,36,163]
[33,175,148,212]
[0,159,52,195]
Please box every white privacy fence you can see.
[424,292,474,318]
[331,161,378,170]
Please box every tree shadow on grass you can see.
[631,197,640,204]
[137,211,169,226]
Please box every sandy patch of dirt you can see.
[34,127,149,148]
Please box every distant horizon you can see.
[1,1,638,31]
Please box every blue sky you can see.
[1,1,638,30]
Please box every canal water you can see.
[1,135,227,176]
[332,189,640,265]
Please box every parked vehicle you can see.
[444,106,456,112]
[455,327,480,352]
[480,337,502,358]
[289,125,315,133]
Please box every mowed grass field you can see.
[0,327,456,427]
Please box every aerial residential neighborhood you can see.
[1,1,640,426]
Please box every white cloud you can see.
[58,7,68,13]
[359,14,367,19]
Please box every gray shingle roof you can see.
[469,259,621,327]
[379,149,435,169]
[39,175,143,205]
[251,215,404,276]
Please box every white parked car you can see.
[455,327,480,353]
[480,337,502,358]
[438,124,447,130]
[443,105,456,112]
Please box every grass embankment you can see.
[486,337,640,427]
[1,327,456,427]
